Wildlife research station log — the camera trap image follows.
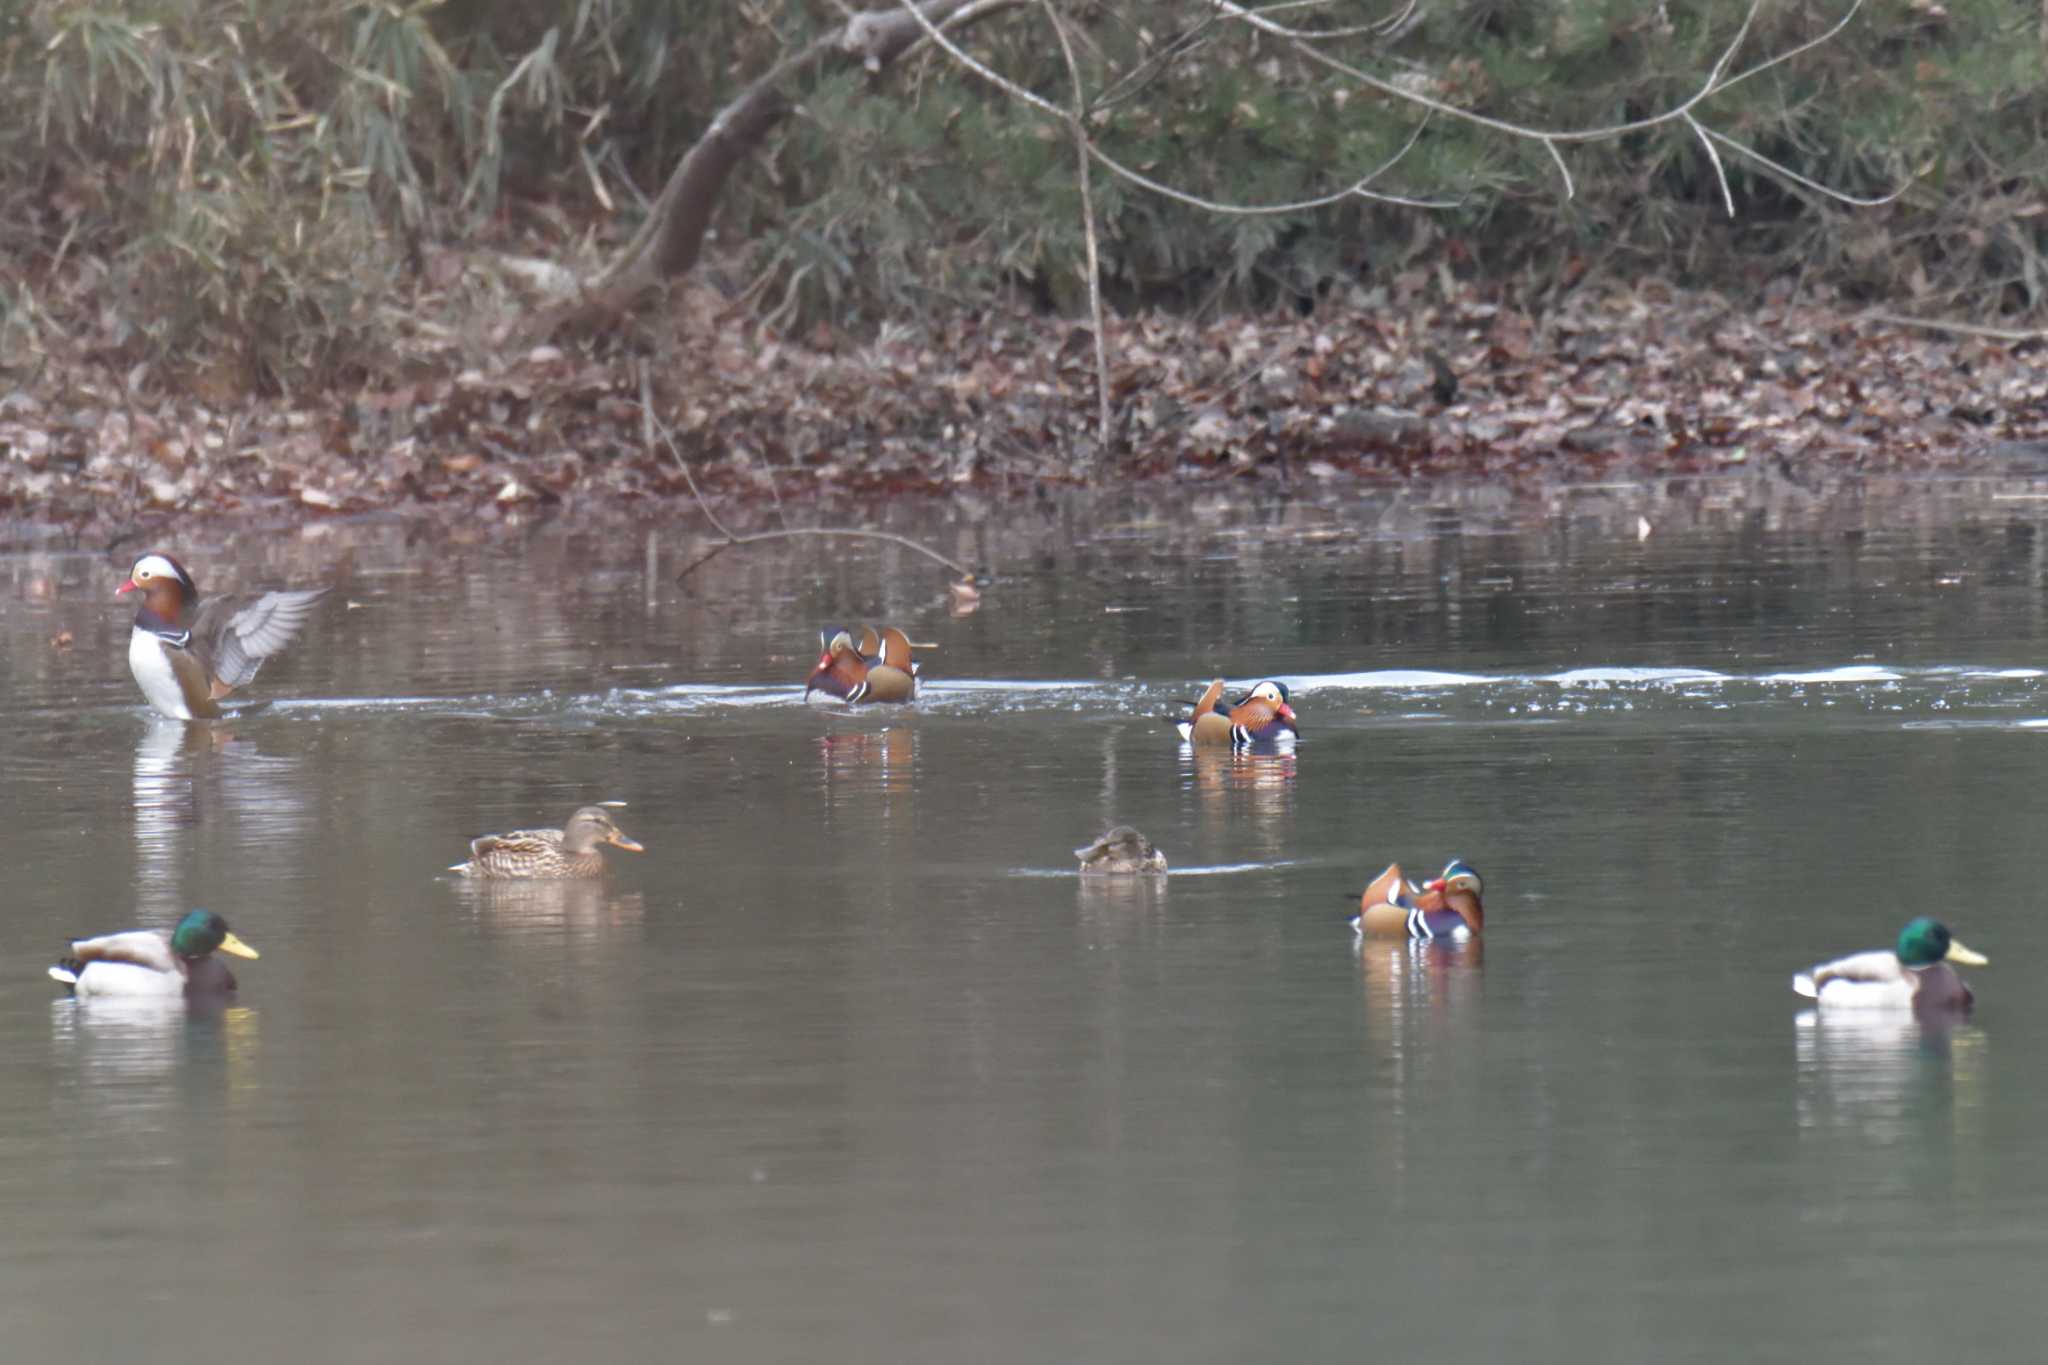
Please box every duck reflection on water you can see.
[454,879,648,940]
[1355,935,1485,1179]
[1793,1006,1985,1148]
[816,726,917,804]
[1183,748,1295,859]
[49,997,261,1117]
[133,718,309,922]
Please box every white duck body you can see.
[1791,919,1985,1010]
[49,912,258,998]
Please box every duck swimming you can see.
[1791,916,1986,1010]
[48,909,259,998]
[451,805,646,879]
[1074,826,1168,875]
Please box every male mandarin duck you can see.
[1074,826,1168,875]
[119,552,331,720]
[805,624,919,704]
[1792,917,1986,1010]
[1353,860,1484,941]
[48,909,259,998]
[1171,678,1298,750]
[451,805,646,879]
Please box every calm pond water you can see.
[6,478,2048,1363]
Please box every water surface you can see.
[6,480,2048,1362]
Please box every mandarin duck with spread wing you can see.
[119,552,330,720]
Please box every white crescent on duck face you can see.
[120,553,331,719]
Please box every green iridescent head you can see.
[1895,917,1985,969]
[169,910,260,961]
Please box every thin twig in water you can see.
[637,364,976,582]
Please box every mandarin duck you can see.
[119,552,331,720]
[1792,917,1987,1010]
[451,805,646,879]
[1074,826,1168,875]
[48,909,259,998]
[1171,678,1297,750]
[805,624,919,704]
[1353,860,1484,941]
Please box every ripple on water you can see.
[194,661,2048,730]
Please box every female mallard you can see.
[1354,860,1484,940]
[1792,916,1987,1009]
[1074,826,1167,875]
[451,805,645,879]
[48,909,259,998]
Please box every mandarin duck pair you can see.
[805,625,923,704]
[1171,678,1298,751]
[1354,860,1485,942]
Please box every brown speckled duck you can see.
[1074,826,1168,875]
[451,805,645,879]
[119,552,331,720]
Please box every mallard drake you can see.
[1792,917,1987,1009]
[48,909,259,998]
[1074,826,1168,875]
[805,625,919,704]
[451,805,646,879]
[1170,679,1297,750]
[1354,859,1483,940]
[119,552,331,720]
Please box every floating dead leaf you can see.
[49,630,72,650]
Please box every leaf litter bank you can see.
[4,279,2045,532]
